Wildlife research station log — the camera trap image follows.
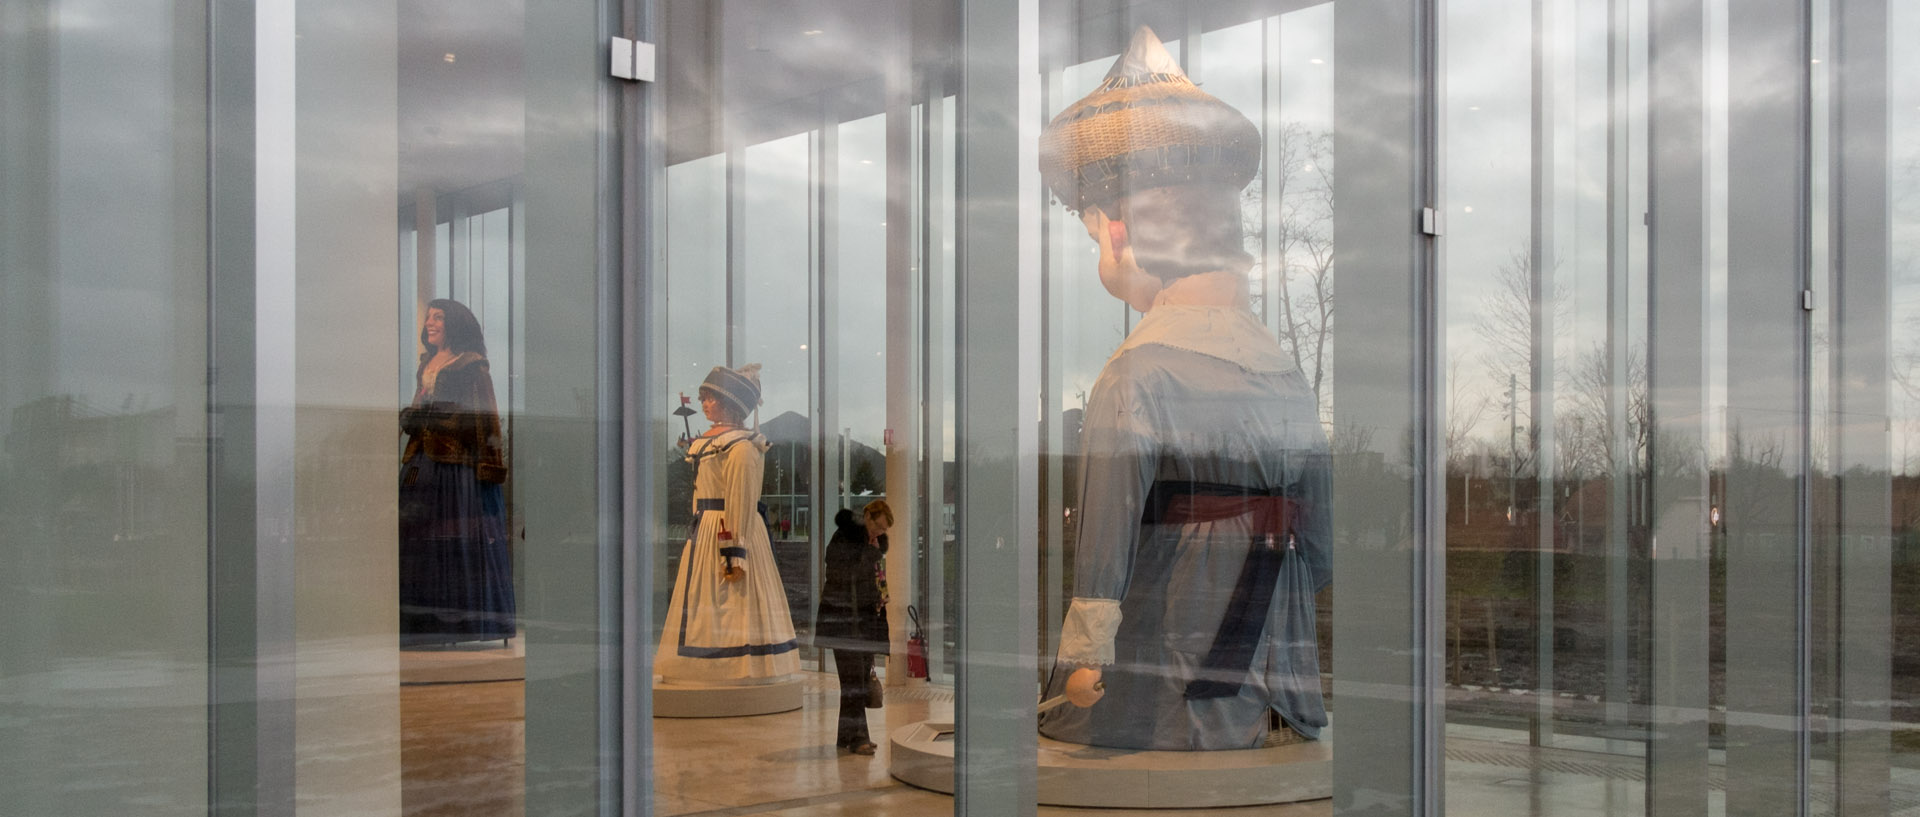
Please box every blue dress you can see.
[1039,306,1331,751]
[398,354,516,645]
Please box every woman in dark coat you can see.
[814,500,892,754]
[398,299,515,645]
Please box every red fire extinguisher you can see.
[906,605,929,679]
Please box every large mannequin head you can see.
[1082,184,1252,310]
[1039,27,1259,311]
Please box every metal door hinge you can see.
[1420,207,1442,237]
[1802,289,1816,311]
[611,37,655,82]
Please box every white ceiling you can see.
[397,0,525,195]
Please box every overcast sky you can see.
[14,0,1918,482]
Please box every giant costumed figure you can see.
[1037,26,1333,751]
[655,363,801,682]
[399,299,516,645]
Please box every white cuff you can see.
[1056,598,1123,667]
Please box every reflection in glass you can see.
[1441,0,1658,813]
[1035,26,1332,752]
[399,299,516,645]
[1,1,213,810]
[1889,0,1920,794]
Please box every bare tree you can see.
[1458,246,1574,490]
[1560,342,1650,481]
[1245,123,1335,417]
[1446,351,1493,472]
[1472,248,1569,406]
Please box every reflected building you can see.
[6,395,184,555]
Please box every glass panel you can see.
[1326,0,1432,810]
[740,132,817,652]
[925,93,957,684]
[834,113,889,507]
[1,2,209,813]
[9,0,618,813]
[1437,1,1917,816]
[1030,2,1346,810]
[651,3,952,813]
[831,112,890,653]
[1721,0,1812,811]
[393,2,540,813]
[1886,0,1920,806]
[1441,0,1659,809]
[20,0,1915,813]
[655,2,1355,812]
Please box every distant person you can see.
[655,364,800,681]
[399,299,515,645]
[1036,27,1332,751]
[814,500,893,755]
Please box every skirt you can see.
[399,452,516,645]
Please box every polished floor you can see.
[401,671,1328,816]
[399,670,1920,816]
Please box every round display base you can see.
[399,640,524,685]
[651,677,804,718]
[888,720,1332,808]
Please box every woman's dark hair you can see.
[420,298,488,358]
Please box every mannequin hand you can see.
[720,565,745,583]
[1065,667,1105,707]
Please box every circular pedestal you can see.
[652,677,804,718]
[400,639,524,685]
[889,721,1332,808]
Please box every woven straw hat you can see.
[1039,26,1261,214]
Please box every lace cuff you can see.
[1056,598,1123,667]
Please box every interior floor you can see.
[405,670,1920,816]
[399,671,1329,816]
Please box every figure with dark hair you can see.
[815,500,893,754]
[398,298,516,644]
[1035,27,1332,751]
[655,364,800,682]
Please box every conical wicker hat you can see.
[1039,26,1261,214]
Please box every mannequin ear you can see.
[1107,220,1130,253]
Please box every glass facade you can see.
[3,1,1916,816]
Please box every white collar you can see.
[686,427,769,460]
[1106,305,1292,374]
